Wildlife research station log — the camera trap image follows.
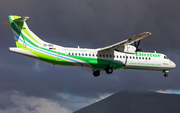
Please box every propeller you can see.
[134,40,143,52]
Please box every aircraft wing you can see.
[97,32,151,52]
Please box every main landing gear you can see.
[105,66,113,74]
[93,65,114,77]
[93,70,100,77]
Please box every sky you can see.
[0,0,180,112]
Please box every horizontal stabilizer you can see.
[3,16,29,25]
[13,17,29,22]
[9,47,40,60]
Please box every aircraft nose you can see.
[172,61,176,68]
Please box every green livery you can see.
[5,15,176,77]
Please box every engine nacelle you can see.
[115,45,136,54]
[124,45,136,53]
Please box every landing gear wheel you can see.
[164,73,168,77]
[93,71,100,77]
[106,67,113,74]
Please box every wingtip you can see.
[144,32,152,35]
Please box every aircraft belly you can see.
[59,55,92,69]
[89,59,124,70]
[124,64,170,71]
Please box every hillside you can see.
[74,90,180,113]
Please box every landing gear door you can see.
[56,52,61,61]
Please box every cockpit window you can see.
[164,56,169,59]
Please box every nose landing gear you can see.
[163,70,169,77]
[164,73,168,77]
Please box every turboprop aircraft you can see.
[4,15,176,77]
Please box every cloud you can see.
[57,92,112,111]
[0,91,72,113]
[1,0,180,111]
[156,90,180,95]
[94,93,112,102]
[34,61,41,71]
[156,90,172,94]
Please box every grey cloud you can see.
[0,0,180,111]
[0,91,72,113]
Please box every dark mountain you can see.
[74,90,180,113]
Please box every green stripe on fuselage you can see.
[63,54,125,70]
[16,42,75,66]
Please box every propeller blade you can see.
[136,48,143,52]
[136,40,141,48]
[134,42,137,47]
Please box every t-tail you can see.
[4,15,45,48]
[4,15,48,59]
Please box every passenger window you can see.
[120,56,122,58]
[68,53,71,55]
[106,55,108,57]
[82,53,84,56]
[123,56,125,58]
[103,55,105,57]
[142,57,144,60]
[136,57,138,59]
[110,55,112,58]
[130,56,131,59]
[72,53,74,55]
[117,55,118,58]
[146,57,147,60]
[79,53,81,56]
[133,56,135,59]
[93,54,94,57]
[85,54,87,56]
[75,53,77,56]
[113,55,115,58]
[126,56,128,59]
[100,54,102,57]
[149,57,151,60]
[139,57,141,59]
[89,54,91,56]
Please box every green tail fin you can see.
[7,15,45,48]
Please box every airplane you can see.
[4,15,176,77]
